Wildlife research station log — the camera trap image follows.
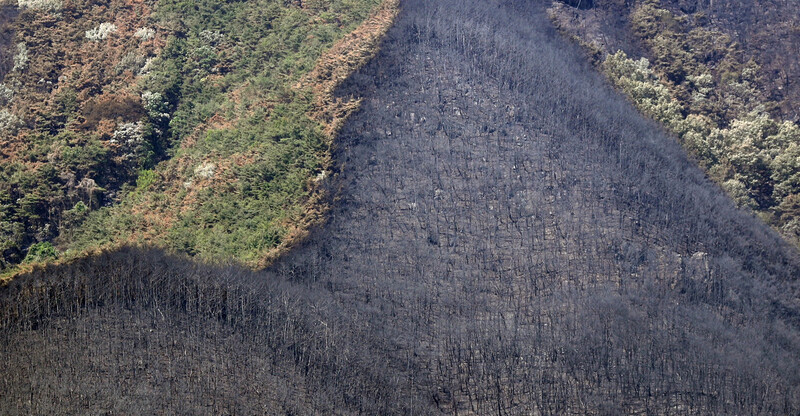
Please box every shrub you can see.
[135,169,158,191]
[22,242,58,263]
[61,201,89,229]
[116,52,147,74]
[81,94,146,130]
[0,84,13,106]
[603,50,683,129]
[0,109,21,135]
[12,43,28,72]
[134,27,156,41]
[86,23,118,41]
[17,0,62,11]
[111,121,144,144]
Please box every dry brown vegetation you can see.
[298,0,400,138]
[5,0,162,142]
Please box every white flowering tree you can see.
[85,22,117,41]
[17,0,62,11]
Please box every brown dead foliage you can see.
[2,0,163,151]
[78,92,145,132]
[297,0,400,138]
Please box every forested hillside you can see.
[3,0,800,414]
[551,0,800,247]
[0,0,395,275]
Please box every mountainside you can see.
[0,0,396,275]
[658,0,800,118]
[550,0,800,247]
[552,0,800,120]
[2,0,800,414]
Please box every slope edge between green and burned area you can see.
[1,0,399,278]
[550,0,800,247]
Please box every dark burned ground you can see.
[2,0,800,414]
[0,5,17,81]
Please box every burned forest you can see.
[2,0,800,414]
